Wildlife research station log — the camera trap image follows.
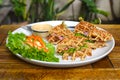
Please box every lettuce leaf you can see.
[6,31,59,62]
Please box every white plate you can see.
[7,21,115,68]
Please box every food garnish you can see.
[6,31,59,62]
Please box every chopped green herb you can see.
[66,48,76,53]
[79,44,88,50]
[62,48,76,55]
[85,40,95,43]
[74,33,88,38]
[62,44,88,55]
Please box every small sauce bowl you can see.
[31,24,52,38]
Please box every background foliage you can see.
[80,0,108,23]
[10,0,108,24]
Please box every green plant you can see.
[0,0,2,5]
[11,0,74,22]
[11,0,27,22]
[29,0,75,22]
[55,0,75,19]
[79,0,108,24]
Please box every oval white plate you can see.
[7,21,115,68]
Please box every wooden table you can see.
[0,24,120,79]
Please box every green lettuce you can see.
[6,31,59,62]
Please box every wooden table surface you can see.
[0,24,120,79]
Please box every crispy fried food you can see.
[57,36,92,60]
[47,21,112,61]
[74,21,112,41]
[47,22,74,44]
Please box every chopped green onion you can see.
[85,40,95,43]
[79,44,88,50]
[74,33,88,38]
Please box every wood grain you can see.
[0,69,120,80]
[0,24,120,79]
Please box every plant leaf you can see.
[97,9,109,17]
[57,0,74,13]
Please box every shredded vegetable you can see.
[26,34,48,52]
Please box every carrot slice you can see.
[26,34,48,52]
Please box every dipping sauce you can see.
[31,24,52,38]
